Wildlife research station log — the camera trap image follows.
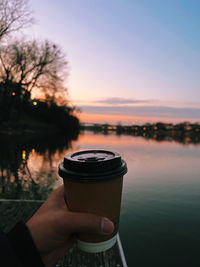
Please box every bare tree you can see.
[0,39,68,104]
[0,0,33,41]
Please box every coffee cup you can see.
[58,149,127,253]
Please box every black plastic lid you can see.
[58,150,127,182]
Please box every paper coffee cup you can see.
[58,150,127,253]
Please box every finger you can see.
[65,212,114,235]
[45,185,67,209]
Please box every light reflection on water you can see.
[1,131,200,266]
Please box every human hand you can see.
[26,185,114,267]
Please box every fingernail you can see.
[100,217,114,235]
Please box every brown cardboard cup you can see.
[58,150,127,253]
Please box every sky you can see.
[28,0,200,124]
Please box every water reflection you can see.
[1,129,199,201]
[1,130,200,266]
[0,133,78,200]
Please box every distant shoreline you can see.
[81,122,200,145]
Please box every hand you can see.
[26,185,114,267]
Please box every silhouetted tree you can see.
[0,0,79,131]
[0,39,68,104]
[0,0,33,41]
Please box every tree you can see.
[0,0,33,41]
[0,39,68,104]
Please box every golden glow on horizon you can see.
[78,112,197,125]
[31,92,199,125]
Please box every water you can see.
[1,131,200,266]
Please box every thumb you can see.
[66,212,114,235]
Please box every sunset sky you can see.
[28,0,200,124]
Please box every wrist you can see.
[7,221,45,267]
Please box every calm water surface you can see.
[1,131,200,266]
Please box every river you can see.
[0,130,200,266]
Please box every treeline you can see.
[0,0,79,134]
[0,83,79,134]
[23,99,79,132]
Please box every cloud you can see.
[79,105,200,119]
[95,97,152,105]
